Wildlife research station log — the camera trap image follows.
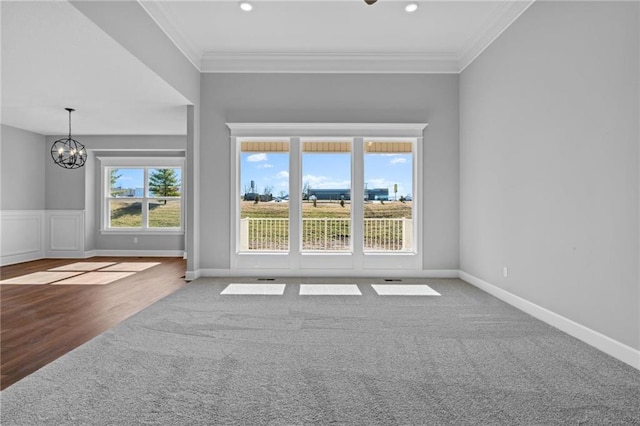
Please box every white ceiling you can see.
[1,1,190,136]
[1,0,533,136]
[141,0,534,73]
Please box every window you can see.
[240,140,290,251]
[100,157,184,232]
[363,140,414,252]
[228,123,426,272]
[302,140,352,251]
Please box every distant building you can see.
[306,188,389,201]
[365,188,389,201]
[308,189,350,201]
[244,192,272,202]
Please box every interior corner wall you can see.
[200,73,460,271]
[69,0,201,269]
[1,124,45,210]
[460,1,640,350]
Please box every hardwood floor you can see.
[0,257,188,390]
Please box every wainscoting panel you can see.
[0,210,45,266]
[46,210,85,258]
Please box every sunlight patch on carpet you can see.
[299,284,362,296]
[221,283,286,295]
[371,284,440,296]
[0,271,85,285]
[49,262,117,271]
[51,271,136,285]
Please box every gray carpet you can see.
[2,278,639,425]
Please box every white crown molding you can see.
[201,52,460,74]
[458,0,536,72]
[137,0,202,71]
[226,122,428,137]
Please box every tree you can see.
[109,169,124,197]
[262,185,274,202]
[278,190,287,199]
[149,168,181,205]
[110,169,122,187]
[242,183,253,198]
[302,181,310,200]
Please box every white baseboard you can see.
[192,268,459,279]
[93,250,185,257]
[459,270,640,371]
[185,269,201,281]
[1,251,44,266]
[46,251,89,259]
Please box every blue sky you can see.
[111,168,182,193]
[240,152,412,197]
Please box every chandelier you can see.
[50,108,87,169]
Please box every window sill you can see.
[100,229,184,236]
[301,251,353,255]
[364,251,417,256]
[238,251,289,255]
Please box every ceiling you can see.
[1,0,533,136]
[141,0,533,73]
[1,1,190,136]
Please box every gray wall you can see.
[45,135,187,252]
[1,124,45,210]
[460,1,639,349]
[71,1,201,271]
[200,73,460,270]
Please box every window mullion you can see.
[289,137,301,257]
[143,168,149,229]
[352,137,364,260]
[105,167,110,230]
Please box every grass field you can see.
[110,200,181,228]
[240,200,412,219]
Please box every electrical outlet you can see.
[503,267,508,278]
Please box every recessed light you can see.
[239,1,253,12]
[405,2,419,12]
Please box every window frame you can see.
[227,123,427,272]
[98,157,185,234]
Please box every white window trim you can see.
[98,157,185,235]
[227,123,427,272]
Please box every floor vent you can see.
[384,279,402,282]
[257,278,275,281]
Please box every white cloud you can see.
[257,163,273,169]
[366,178,390,188]
[247,153,268,162]
[390,157,407,165]
[303,174,350,189]
[276,171,289,179]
